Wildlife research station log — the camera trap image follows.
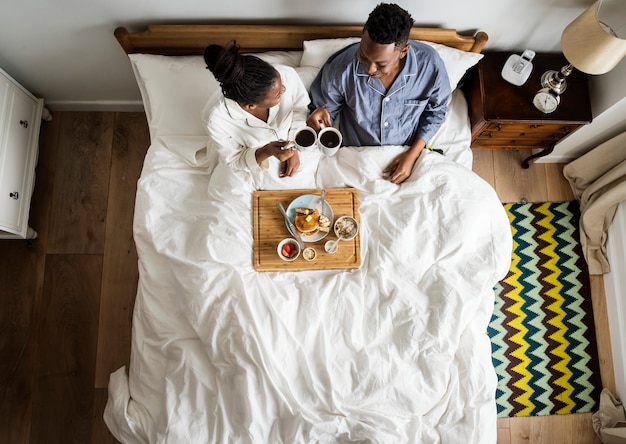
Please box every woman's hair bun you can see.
[204,41,245,84]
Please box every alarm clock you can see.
[533,87,560,114]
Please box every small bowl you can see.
[277,238,301,262]
[324,240,338,254]
[302,247,317,261]
[334,216,359,241]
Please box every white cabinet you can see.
[0,67,44,239]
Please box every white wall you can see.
[1,0,621,161]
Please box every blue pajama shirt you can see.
[309,41,451,147]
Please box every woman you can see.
[203,41,310,177]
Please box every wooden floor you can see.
[0,111,614,443]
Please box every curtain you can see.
[563,130,626,274]
[592,388,626,444]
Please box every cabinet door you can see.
[0,83,38,235]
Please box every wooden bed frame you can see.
[114,24,488,55]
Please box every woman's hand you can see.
[256,140,296,165]
[280,150,300,177]
[255,141,300,177]
[306,107,331,131]
[271,140,298,162]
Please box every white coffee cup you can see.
[318,124,342,156]
[293,127,318,152]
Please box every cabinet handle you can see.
[19,120,29,128]
[497,125,502,131]
[530,124,538,129]
[10,191,19,200]
[520,132,526,136]
[487,133,493,138]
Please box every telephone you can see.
[501,49,535,86]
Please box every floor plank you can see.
[95,113,149,387]
[30,254,102,443]
[91,388,119,444]
[0,116,59,443]
[47,112,114,255]
[471,148,495,189]
[493,150,549,203]
[589,275,616,395]
[0,241,40,443]
[507,413,601,444]
[545,163,575,202]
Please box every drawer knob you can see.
[488,133,493,138]
[520,132,526,136]
[10,191,19,200]
[530,124,538,129]
[497,125,502,131]
[19,120,29,128]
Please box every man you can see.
[307,3,451,184]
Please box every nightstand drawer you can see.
[472,137,557,148]
[477,123,574,139]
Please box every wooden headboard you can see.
[114,24,488,55]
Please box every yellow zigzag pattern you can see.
[537,203,575,414]
[503,205,534,416]
[492,201,600,417]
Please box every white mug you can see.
[293,127,318,152]
[318,124,342,156]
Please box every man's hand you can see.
[306,107,331,131]
[383,149,422,184]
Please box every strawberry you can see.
[281,242,298,259]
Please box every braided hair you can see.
[204,41,276,105]
[363,3,414,48]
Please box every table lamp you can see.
[540,0,626,95]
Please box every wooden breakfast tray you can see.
[252,187,360,272]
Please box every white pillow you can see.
[129,54,215,140]
[128,51,303,140]
[256,50,303,68]
[294,66,320,91]
[420,41,483,89]
[299,37,483,89]
[300,37,360,69]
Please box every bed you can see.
[104,24,512,443]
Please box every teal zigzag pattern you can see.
[487,201,602,417]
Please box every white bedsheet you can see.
[104,134,512,443]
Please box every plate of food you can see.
[285,194,334,242]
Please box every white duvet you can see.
[104,122,512,443]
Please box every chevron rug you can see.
[487,201,602,418]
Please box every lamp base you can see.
[540,63,573,95]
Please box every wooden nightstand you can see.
[463,52,592,168]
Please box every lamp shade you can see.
[561,0,626,75]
